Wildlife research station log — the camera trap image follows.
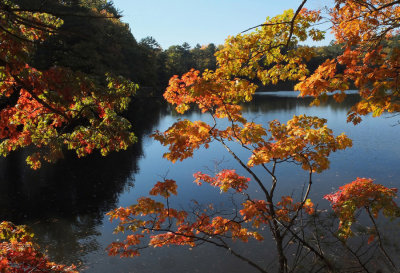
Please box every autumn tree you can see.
[108,5,346,273]
[108,0,400,272]
[0,0,137,169]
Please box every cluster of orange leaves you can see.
[0,221,77,273]
[296,0,400,124]
[239,197,314,228]
[276,196,314,222]
[107,170,319,258]
[193,169,250,192]
[107,179,268,257]
[248,115,352,173]
[149,179,178,197]
[324,178,400,239]
[165,69,255,118]
[152,120,212,162]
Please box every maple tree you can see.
[0,0,137,169]
[108,0,400,272]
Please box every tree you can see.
[137,36,168,91]
[108,1,400,272]
[0,0,137,169]
[191,43,217,72]
[164,43,195,77]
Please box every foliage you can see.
[107,6,352,272]
[325,178,400,270]
[108,1,400,272]
[0,0,137,168]
[296,0,400,124]
[2,0,399,272]
[325,178,400,238]
[0,221,77,272]
[164,43,218,77]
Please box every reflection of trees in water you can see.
[242,93,361,114]
[0,98,167,266]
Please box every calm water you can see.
[1,92,399,272]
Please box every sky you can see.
[112,0,334,49]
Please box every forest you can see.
[1,0,400,272]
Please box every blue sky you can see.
[112,0,334,49]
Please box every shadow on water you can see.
[0,98,168,265]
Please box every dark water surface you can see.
[1,92,399,272]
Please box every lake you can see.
[1,91,399,272]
